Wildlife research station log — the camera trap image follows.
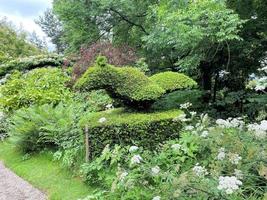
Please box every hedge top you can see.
[79,108,183,127]
[75,56,197,108]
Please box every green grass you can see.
[0,141,93,200]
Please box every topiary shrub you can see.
[75,57,197,109]
[0,67,73,112]
[149,71,197,92]
[79,108,183,158]
[0,54,66,77]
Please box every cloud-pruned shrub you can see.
[75,57,197,108]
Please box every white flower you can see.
[185,125,194,131]
[216,118,244,129]
[219,70,230,78]
[129,146,139,153]
[180,102,192,109]
[201,130,209,138]
[173,114,190,122]
[151,166,160,176]
[105,104,113,110]
[98,117,107,123]
[152,196,161,200]
[234,169,243,180]
[130,155,143,165]
[190,111,197,117]
[229,153,242,165]
[171,144,181,151]
[217,148,226,160]
[217,176,242,194]
[119,171,128,181]
[248,120,267,139]
[192,163,208,177]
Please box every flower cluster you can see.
[192,163,208,177]
[180,102,192,109]
[217,148,242,165]
[216,118,244,129]
[130,154,143,165]
[217,176,242,194]
[98,117,107,123]
[247,120,267,139]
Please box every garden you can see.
[0,0,266,199]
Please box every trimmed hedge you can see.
[79,108,183,157]
[0,54,65,77]
[75,57,197,108]
[149,71,197,92]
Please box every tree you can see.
[36,9,66,53]
[0,18,41,63]
[28,31,47,50]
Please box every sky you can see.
[0,0,54,49]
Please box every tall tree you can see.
[36,9,65,53]
[0,18,41,63]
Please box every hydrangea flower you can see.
[247,120,267,139]
[180,102,192,109]
[229,153,242,165]
[105,104,113,110]
[217,176,242,194]
[192,163,208,177]
[98,117,107,123]
[185,125,194,131]
[151,166,160,176]
[152,196,161,200]
[130,155,143,165]
[171,144,181,151]
[129,146,139,153]
[217,148,226,160]
[119,171,128,181]
[201,130,209,138]
[216,118,244,129]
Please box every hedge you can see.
[79,108,183,158]
[149,71,197,92]
[0,54,65,77]
[75,57,197,108]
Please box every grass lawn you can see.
[0,141,93,200]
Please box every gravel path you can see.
[0,161,47,200]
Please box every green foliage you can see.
[8,103,84,168]
[0,68,72,112]
[0,54,65,77]
[0,18,41,63]
[150,72,197,92]
[0,111,8,141]
[80,115,267,200]
[79,108,183,157]
[75,63,165,106]
[144,0,244,71]
[75,59,197,108]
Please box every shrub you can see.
[75,57,197,109]
[79,108,183,157]
[72,42,137,79]
[0,111,8,141]
[0,68,73,112]
[8,103,84,167]
[0,54,66,77]
[75,60,165,107]
[149,71,197,92]
[80,114,267,200]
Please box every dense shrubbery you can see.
[0,54,66,77]
[75,57,197,108]
[8,103,84,167]
[0,67,72,112]
[80,111,267,200]
[79,108,183,157]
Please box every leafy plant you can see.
[0,68,73,112]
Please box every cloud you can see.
[0,0,54,50]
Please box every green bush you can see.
[0,54,65,77]
[8,103,84,167]
[75,57,197,109]
[0,67,73,112]
[149,71,197,92]
[79,108,183,157]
